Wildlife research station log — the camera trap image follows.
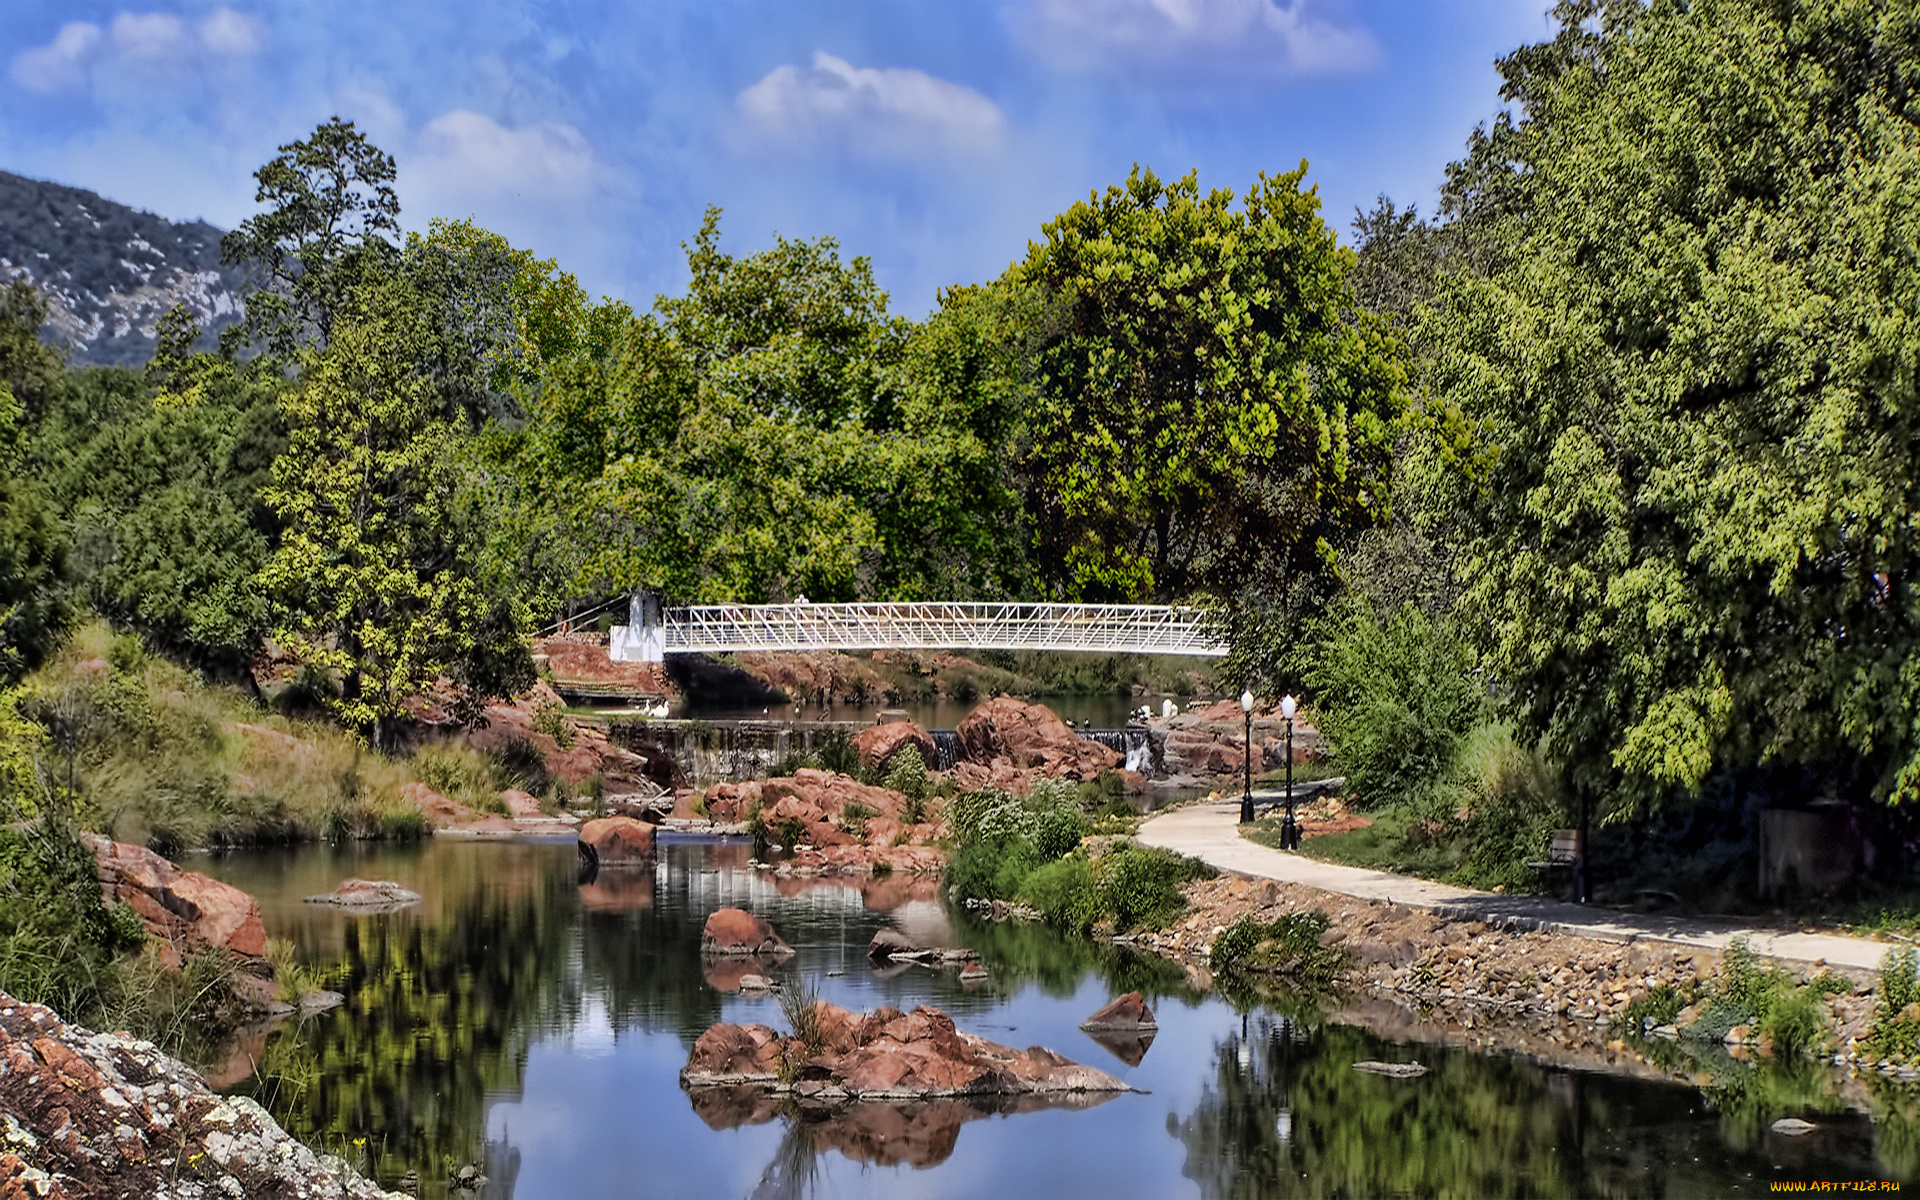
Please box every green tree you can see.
[221,117,400,358]
[260,280,530,746]
[504,209,1033,605]
[1420,0,1920,814]
[1014,164,1405,603]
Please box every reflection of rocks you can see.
[577,816,656,867]
[696,1086,1125,1170]
[1084,1029,1156,1067]
[304,878,423,912]
[1081,991,1158,1031]
[702,907,794,957]
[576,866,654,913]
[705,957,788,992]
[681,1001,1134,1101]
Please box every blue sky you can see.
[0,0,1553,316]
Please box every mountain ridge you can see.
[0,168,247,367]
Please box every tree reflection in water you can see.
[1169,1007,1913,1198]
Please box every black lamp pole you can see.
[1279,695,1300,850]
[1239,689,1255,825]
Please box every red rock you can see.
[701,907,793,957]
[86,836,267,965]
[1080,992,1158,1031]
[401,780,476,827]
[500,788,544,818]
[956,698,1119,781]
[578,816,656,866]
[854,721,938,774]
[681,1001,1132,1101]
[304,878,422,911]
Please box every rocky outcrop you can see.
[1080,992,1157,1031]
[86,836,267,970]
[701,908,793,958]
[0,990,406,1199]
[954,698,1119,782]
[681,1002,1134,1101]
[304,879,423,912]
[703,769,947,876]
[1155,698,1324,782]
[854,721,937,774]
[577,816,657,867]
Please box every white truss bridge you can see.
[608,600,1226,661]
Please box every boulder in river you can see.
[1080,992,1157,1032]
[854,720,938,774]
[0,989,404,1198]
[577,815,656,868]
[681,1001,1134,1100]
[305,878,423,912]
[86,835,267,969]
[702,907,793,957]
[953,698,1119,782]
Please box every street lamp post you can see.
[1280,695,1298,850]
[1239,690,1256,825]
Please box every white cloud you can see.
[10,22,102,94]
[735,52,1003,163]
[1009,0,1380,82]
[411,110,598,199]
[9,8,266,95]
[199,9,267,58]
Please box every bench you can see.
[1525,828,1581,872]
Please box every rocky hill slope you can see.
[0,169,245,366]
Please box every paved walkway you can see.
[1138,796,1902,974]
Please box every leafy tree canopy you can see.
[1014,164,1405,603]
[1420,0,1920,812]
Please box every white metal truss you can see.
[644,602,1227,657]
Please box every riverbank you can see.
[0,989,407,1199]
[1135,798,1920,1079]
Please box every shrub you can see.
[531,698,575,749]
[490,736,552,798]
[884,745,929,801]
[1020,856,1099,932]
[814,729,861,777]
[946,835,1040,902]
[1305,600,1483,808]
[1094,842,1213,931]
[1208,910,1347,984]
[841,800,877,840]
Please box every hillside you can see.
[0,169,245,367]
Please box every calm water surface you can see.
[187,839,1913,1199]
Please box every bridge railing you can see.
[613,601,1226,659]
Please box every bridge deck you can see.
[610,602,1226,660]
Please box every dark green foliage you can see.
[1019,856,1099,932]
[1869,948,1920,1060]
[490,737,551,799]
[1307,601,1483,809]
[814,728,861,777]
[221,117,401,358]
[946,836,1041,902]
[1094,841,1212,931]
[1031,799,1084,862]
[1209,910,1347,985]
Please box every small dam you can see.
[600,718,1158,789]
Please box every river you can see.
[185,837,1912,1198]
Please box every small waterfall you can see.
[1082,729,1153,773]
[929,730,961,771]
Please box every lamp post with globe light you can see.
[1239,690,1256,825]
[1280,695,1299,850]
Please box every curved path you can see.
[1138,796,1899,974]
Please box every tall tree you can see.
[259,280,529,746]
[221,117,400,359]
[1420,0,1920,813]
[1015,165,1405,603]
